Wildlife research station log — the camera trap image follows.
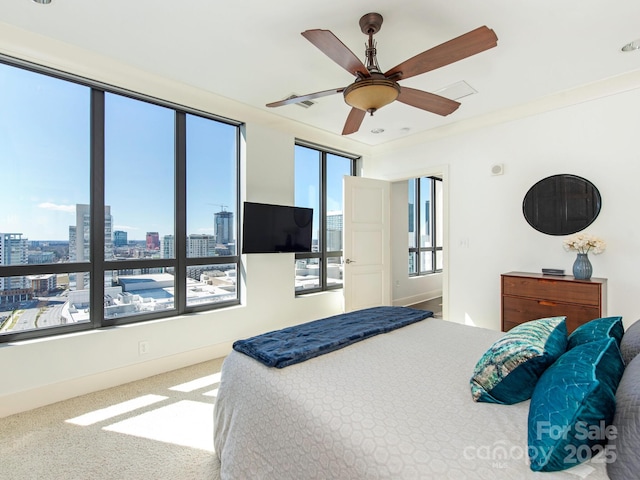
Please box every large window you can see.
[409,176,443,276]
[0,58,240,342]
[294,142,358,293]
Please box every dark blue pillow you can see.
[568,316,624,350]
[470,317,567,404]
[528,337,625,472]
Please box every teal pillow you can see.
[528,337,625,472]
[470,317,567,405]
[568,316,624,350]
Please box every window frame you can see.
[409,176,443,277]
[0,55,242,343]
[294,140,358,295]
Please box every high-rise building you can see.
[0,233,30,305]
[408,202,415,234]
[146,232,160,251]
[188,234,216,257]
[326,211,343,252]
[69,204,114,289]
[162,234,221,258]
[424,199,431,233]
[214,210,234,246]
[114,230,128,247]
[0,233,28,266]
[161,235,174,259]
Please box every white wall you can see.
[370,85,640,332]
[0,26,367,417]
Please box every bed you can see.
[214,307,639,479]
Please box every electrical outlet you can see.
[138,341,150,355]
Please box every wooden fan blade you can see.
[342,108,366,135]
[266,87,345,108]
[384,26,498,81]
[397,87,460,116]
[302,29,370,78]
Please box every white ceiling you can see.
[3,0,640,146]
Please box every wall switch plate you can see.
[138,341,150,355]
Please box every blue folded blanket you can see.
[233,306,433,368]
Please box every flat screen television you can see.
[242,202,313,254]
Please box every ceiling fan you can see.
[266,13,498,135]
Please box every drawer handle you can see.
[539,300,557,307]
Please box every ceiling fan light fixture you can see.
[343,78,400,114]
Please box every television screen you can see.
[242,202,313,254]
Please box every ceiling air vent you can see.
[298,100,315,108]
[434,81,477,100]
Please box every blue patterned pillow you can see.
[567,316,624,350]
[470,317,567,405]
[528,337,625,472]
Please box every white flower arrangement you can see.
[563,233,606,255]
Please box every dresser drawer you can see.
[502,296,600,333]
[502,275,600,306]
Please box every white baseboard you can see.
[393,289,442,307]
[0,341,233,419]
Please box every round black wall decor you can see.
[522,174,601,236]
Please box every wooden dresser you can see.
[501,271,607,333]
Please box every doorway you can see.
[390,166,448,319]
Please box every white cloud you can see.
[37,202,76,213]
[113,225,140,231]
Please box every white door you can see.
[343,176,390,312]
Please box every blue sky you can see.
[1,62,236,241]
[294,145,350,240]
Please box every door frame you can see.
[383,164,449,320]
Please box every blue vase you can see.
[573,253,592,280]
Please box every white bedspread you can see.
[214,318,609,479]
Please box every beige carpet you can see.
[0,358,225,480]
